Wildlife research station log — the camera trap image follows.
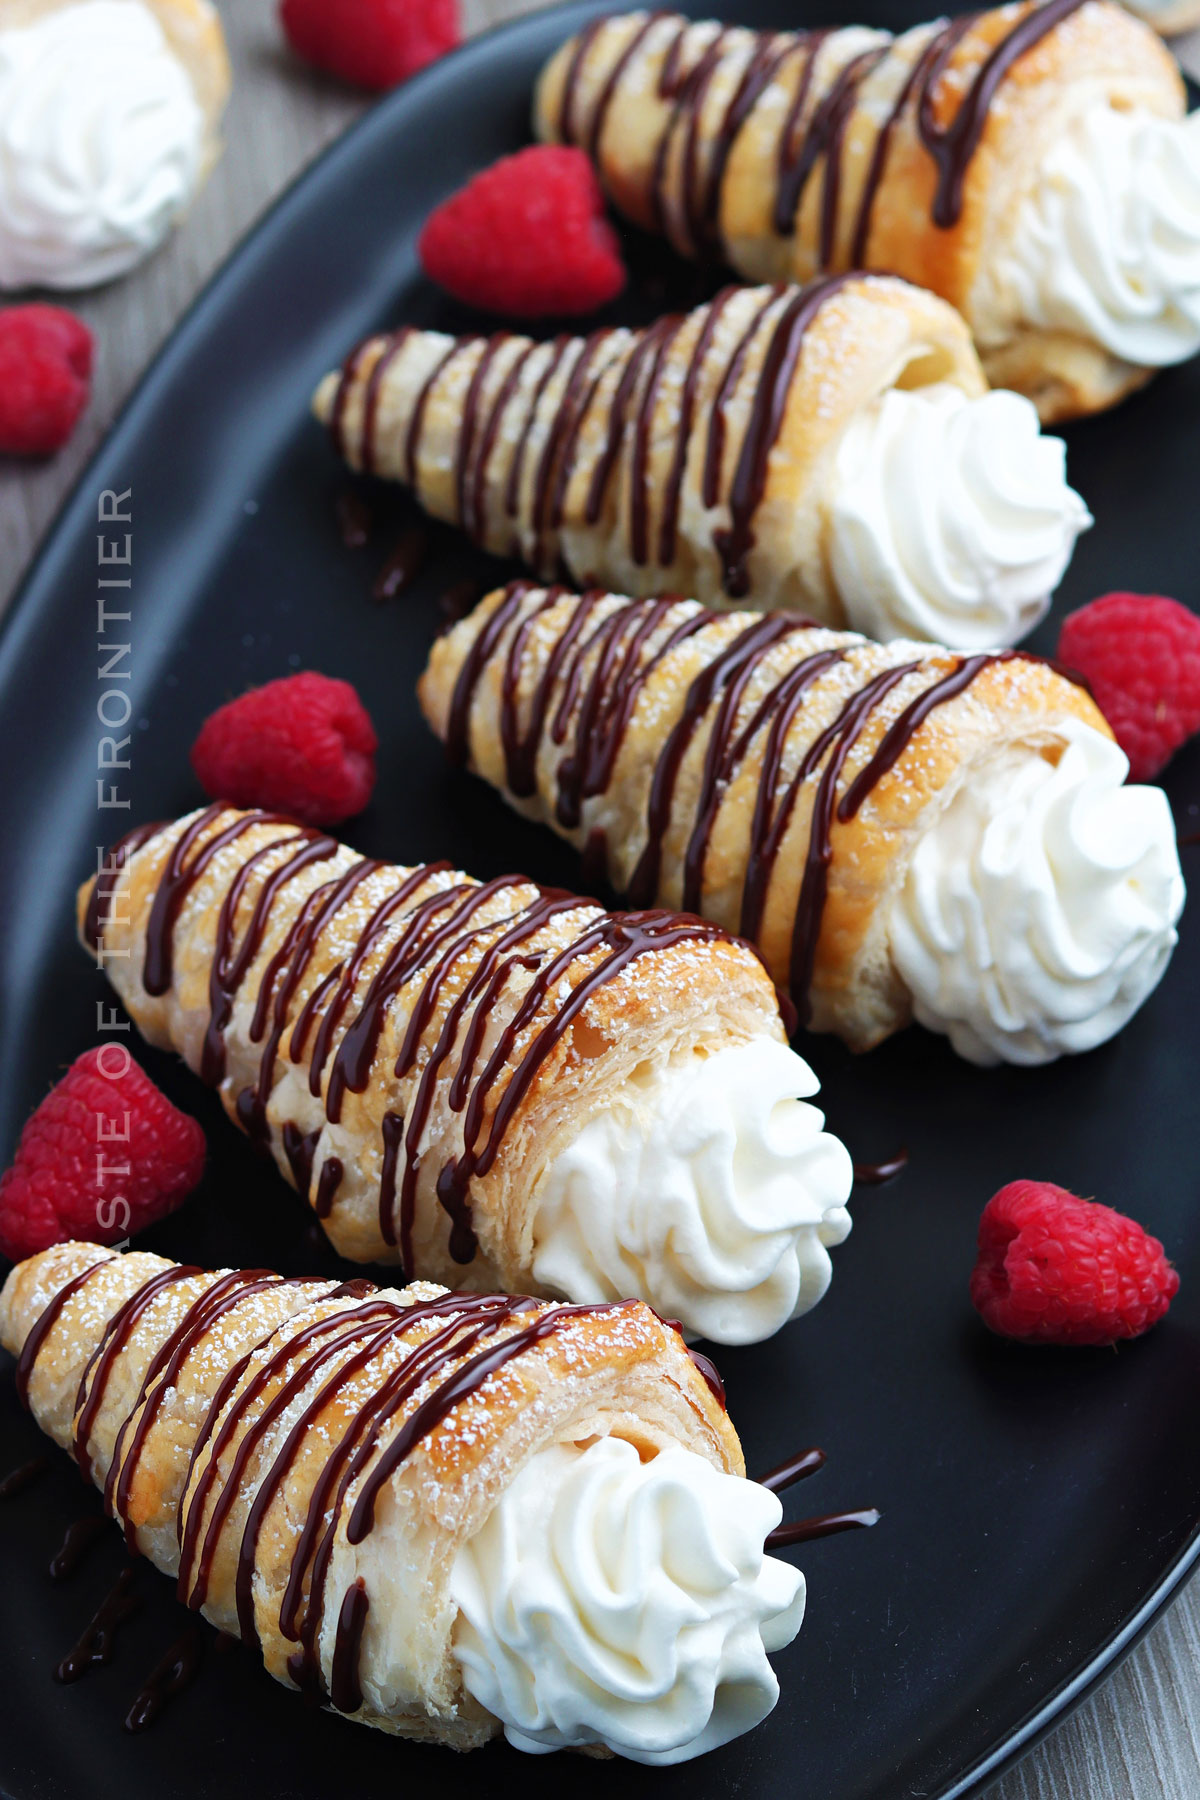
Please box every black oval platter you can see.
[1,3,1199,1797]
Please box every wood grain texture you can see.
[1,2,1199,1796]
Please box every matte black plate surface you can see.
[2,5,1199,1797]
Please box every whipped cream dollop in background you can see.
[1003,104,1200,369]
[889,720,1186,1066]
[0,1,205,290]
[530,1037,854,1345]
[451,1437,805,1764]
[828,382,1092,649]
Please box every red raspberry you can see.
[190,671,378,826]
[970,1180,1179,1347]
[280,0,459,90]
[1057,592,1200,782]
[419,146,626,318]
[0,305,93,457]
[0,1049,206,1263]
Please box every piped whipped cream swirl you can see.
[451,1437,805,1764]
[888,720,1185,1066]
[529,1038,853,1345]
[828,382,1091,649]
[0,1,205,291]
[1002,104,1200,368]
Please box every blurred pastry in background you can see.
[0,0,231,290]
[1117,0,1200,36]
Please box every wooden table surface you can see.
[3,3,1200,1795]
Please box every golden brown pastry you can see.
[313,276,1091,647]
[77,806,855,1343]
[420,583,1187,1065]
[1,1240,812,1760]
[534,1,1199,422]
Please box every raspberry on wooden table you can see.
[0,305,93,457]
[419,146,627,319]
[1057,592,1200,783]
[0,1049,206,1263]
[190,671,378,826]
[970,1180,1179,1347]
[280,0,459,90]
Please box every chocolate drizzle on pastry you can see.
[330,276,854,602]
[21,1257,724,1719]
[556,0,1085,258]
[124,1626,205,1732]
[0,1453,50,1498]
[87,806,731,1272]
[444,586,1042,1023]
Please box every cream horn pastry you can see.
[313,276,1089,650]
[77,807,852,1344]
[420,583,1186,1066]
[534,0,1200,423]
[1,1239,818,1759]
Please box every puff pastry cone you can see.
[0,1239,830,1761]
[77,806,854,1345]
[314,275,1090,651]
[420,583,1187,1068]
[0,0,231,291]
[535,0,1200,422]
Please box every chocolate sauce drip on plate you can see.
[335,488,372,549]
[55,1567,141,1683]
[766,1505,881,1550]
[758,1445,826,1492]
[373,526,429,602]
[0,1453,50,1498]
[50,1515,109,1581]
[854,1149,909,1186]
[124,1626,204,1733]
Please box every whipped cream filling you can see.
[1002,104,1200,368]
[529,1038,853,1345]
[888,720,1185,1066]
[450,1437,804,1764]
[828,382,1091,649]
[0,1,205,290]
